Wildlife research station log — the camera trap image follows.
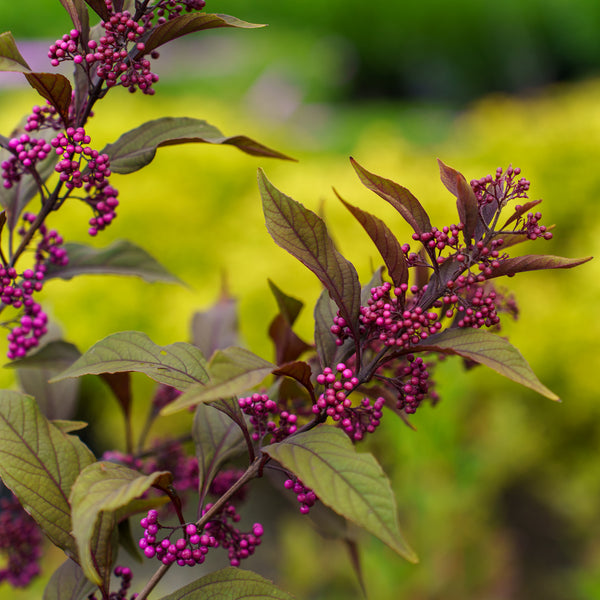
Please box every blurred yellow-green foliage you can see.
[1,9,600,600]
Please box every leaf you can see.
[501,199,543,228]
[24,73,73,128]
[486,254,593,279]
[337,190,408,288]
[191,292,239,359]
[43,559,96,600]
[141,13,265,56]
[314,288,339,370]
[350,157,432,237]
[268,279,304,326]
[157,567,296,600]
[0,391,95,559]
[51,420,88,433]
[83,0,110,20]
[259,169,361,342]
[58,0,90,48]
[268,314,312,365]
[0,31,31,72]
[163,347,275,414]
[7,340,81,370]
[193,403,246,502]
[103,117,293,175]
[52,331,209,390]
[272,361,314,395]
[417,327,559,400]
[100,372,132,421]
[70,462,172,585]
[442,162,479,244]
[45,240,183,284]
[263,425,417,562]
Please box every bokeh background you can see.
[1,1,600,599]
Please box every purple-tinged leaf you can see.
[0,391,95,560]
[141,13,265,56]
[263,425,417,562]
[501,199,543,228]
[361,267,384,305]
[83,0,110,20]
[487,254,593,279]
[58,0,90,49]
[314,289,339,370]
[268,279,304,326]
[272,361,314,395]
[259,169,361,343]
[193,403,246,503]
[157,567,296,600]
[24,73,73,128]
[0,31,31,72]
[70,462,172,585]
[350,157,432,237]
[7,340,81,370]
[337,190,408,288]
[163,347,275,414]
[100,372,131,428]
[45,240,183,284]
[437,158,460,196]
[43,559,96,600]
[53,331,209,390]
[269,314,312,365]
[88,511,118,595]
[103,117,293,175]
[191,292,239,359]
[417,328,559,400]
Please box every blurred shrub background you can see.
[1,1,599,599]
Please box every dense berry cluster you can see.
[470,165,531,207]
[392,354,432,414]
[140,505,263,568]
[283,476,317,514]
[313,363,385,439]
[238,392,298,442]
[1,134,53,189]
[0,493,42,587]
[142,0,207,27]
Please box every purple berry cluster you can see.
[139,505,263,568]
[470,165,530,207]
[283,476,317,514]
[1,135,53,189]
[208,469,248,502]
[391,354,432,414]
[0,493,42,587]
[238,392,298,442]
[142,0,207,27]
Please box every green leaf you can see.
[52,331,209,390]
[163,347,275,414]
[70,462,172,585]
[263,425,417,562]
[43,559,96,600]
[191,292,239,359]
[52,420,88,433]
[259,169,361,342]
[157,567,296,600]
[486,254,593,279]
[194,403,246,502]
[45,240,183,284]
[0,31,31,72]
[103,117,293,175]
[337,190,408,288]
[350,157,432,237]
[24,73,73,127]
[141,13,265,55]
[0,391,95,559]
[417,327,560,400]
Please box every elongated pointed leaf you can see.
[24,72,73,127]
[0,31,31,72]
[501,199,543,228]
[7,340,81,370]
[259,169,361,342]
[104,117,293,175]
[269,314,312,365]
[141,13,264,56]
[0,391,95,559]
[486,254,593,279]
[314,288,338,370]
[58,0,90,48]
[264,425,417,561]
[337,190,408,287]
[272,361,313,394]
[191,293,239,359]
[157,567,296,600]
[194,403,246,502]
[453,169,479,243]
[268,279,303,326]
[53,331,209,390]
[163,347,275,414]
[45,240,183,284]
[84,0,110,20]
[417,327,559,400]
[43,559,96,600]
[70,462,172,585]
[350,157,431,237]
[52,420,88,433]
